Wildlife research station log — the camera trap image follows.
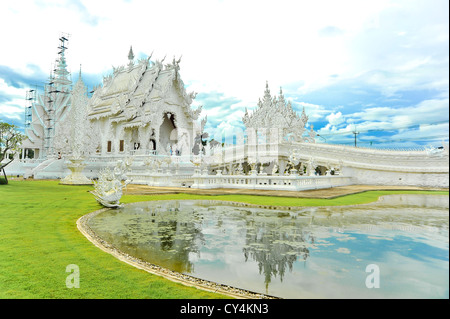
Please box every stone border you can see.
[77,203,281,299]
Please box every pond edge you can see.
[77,203,281,300]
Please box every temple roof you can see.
[242,82,308,130]
[87,54,201,125]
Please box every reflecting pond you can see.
[87,194,449,298]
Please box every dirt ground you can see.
[123,184,448,199]
[8,177,446,199]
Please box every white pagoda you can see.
[22,35,72,160]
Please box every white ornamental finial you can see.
[128,46,135,67]
[128,46,134,60]
[264,81,271,99]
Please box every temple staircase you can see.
[28,158,57,178]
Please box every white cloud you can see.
[350,98,449,128]
[0,79,26,99]
[0,79,27,121]
[0,104,24,120]
[326,112,345,126]
[294,101,331,122]
[387,122,449,144]
[316,98,449,146]
[0,0,397,94]
[0,0,448,147]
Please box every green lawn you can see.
[0,179,447,299]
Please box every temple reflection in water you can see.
[88,195,449,298]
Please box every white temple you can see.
[4,36,449,190]
[87,47,202,158]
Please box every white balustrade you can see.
[191,172,353,191]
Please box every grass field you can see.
[0,179,447,299]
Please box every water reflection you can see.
[241,210,314,290]
[87,194,449,298]
[89,203,205,273]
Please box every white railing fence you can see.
[191,171,353,191]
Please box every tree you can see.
[0,121,26,184]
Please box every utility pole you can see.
[352,127,359,147]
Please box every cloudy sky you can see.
[0,0,448,148]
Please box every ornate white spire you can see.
[278,87,285,107]
[52,34,71,92]
[263,81,272,105]
[128,46,134,60]
[264,81,270,95]
[74,65,86,94]
[128,46,135,67]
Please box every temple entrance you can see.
[149,139,156,151]
[159,112,177,155]
[130,128,140,151]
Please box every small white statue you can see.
[272,163,278,175]
[236,162,244,175]
[91,157,133,208]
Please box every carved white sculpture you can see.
[247,158,257,175]
[304,125,317,143]
[288,150,301,175]
[57,73,99,185]
[307,157,316,176]
[425,144,445,157]
[289,150,301,167]
[91,157,133,208]
[60,158,92,185]
[236,162,244,175]
[272,163,279,175]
